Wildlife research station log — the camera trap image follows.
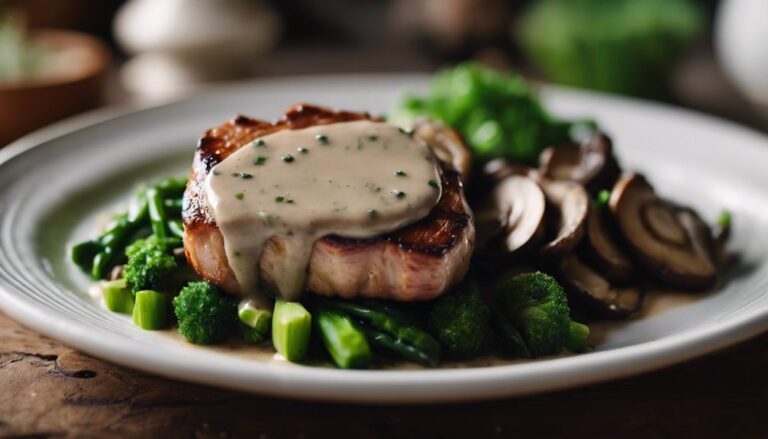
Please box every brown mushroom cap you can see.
[539,133,620,191]
[609,174,717,290]
[492,175,547,254]
[538,179,590,259]
[581,201,635,283]
[559,254,644,319]
[412,120,472,181]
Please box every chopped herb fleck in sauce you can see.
[428,179,439,189]
[393,190,406,199]
[212,170,221,176]
[297,147,308,154]
[315,134,328,143]
[233,172,253,179]
[275,196,285,203]
[368,135,378,141]
[254,155,268,165]
[368,209,378,217]
[253,139,266,147]
[395,170,407,177]
[235,192,244,200]
[282,154,295,163]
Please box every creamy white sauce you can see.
[206,120,442,299]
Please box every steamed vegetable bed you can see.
[71,176,589,368]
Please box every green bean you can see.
[163,198,183,218]
[71,240,101,272]
[73,178,186,279]
[168,219,185,239]
[316,299,441,364]
[366,329,439,367]
[154,177,187,199]
[147,187,168,239]
[128,187,149,223]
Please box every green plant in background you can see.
[0,11,50,82]
[518,0,704,97]
[395,62,595,165]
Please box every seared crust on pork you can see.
[183,104,475,301]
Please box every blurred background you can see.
[1,0,767,146]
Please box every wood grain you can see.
[0,311,765,439]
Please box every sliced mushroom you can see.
[413,120,472,181]
[492,175,547,254]
[539,133,620,191]
[559,254,644,319]
[580,201,635,283]
[610,174,717,290]
[677,208,717,269]
[538,179,590,259]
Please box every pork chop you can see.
[183,104,475,301]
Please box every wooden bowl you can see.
[0,30,109,147]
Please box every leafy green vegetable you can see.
[172,281,237,345]
[395,62,591,164]
[518,0,703,97]
[428,291,493,359]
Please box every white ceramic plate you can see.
[1,75,767,403]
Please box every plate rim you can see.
[2,73,768,403]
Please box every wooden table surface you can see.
[1,312,765,438]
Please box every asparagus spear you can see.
[315,309,372,369]
[315,299,441,366]
[272,300,312,362]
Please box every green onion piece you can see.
[316,309,372,369]
[132,290,168,330]
[102,279,134,314]
[272,300,312,362]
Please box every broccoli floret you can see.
[495,272,571,357]
[123,236,178,294]
[428,291,493,359]
[172,281,237,344]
